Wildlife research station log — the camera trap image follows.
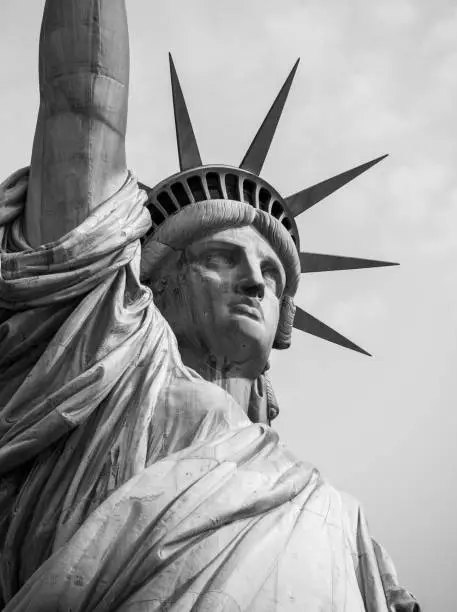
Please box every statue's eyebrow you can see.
[188,239,243,254]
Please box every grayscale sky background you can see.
[1,1,456,609]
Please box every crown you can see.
[140,55,397,357]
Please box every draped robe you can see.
[0,169,419,611]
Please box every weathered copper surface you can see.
[0,1,420,610]
[294,305,371,356]
[240,59,300,175]
[24,0,129,247]
[169,53,202,171]
[300,252,399,273]
[140,59,396,355]
[286,154,388,217]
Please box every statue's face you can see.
[158,225,286,376]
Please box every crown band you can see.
[142,164,300,249]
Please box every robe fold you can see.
[0,169,419,611]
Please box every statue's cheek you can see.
[190,267,233,296]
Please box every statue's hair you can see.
[140,200,300,350]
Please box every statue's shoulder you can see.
[338,488,363,521]
[331,487,376,561]
[302,474,363,544]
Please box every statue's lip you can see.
[229,299,263,321]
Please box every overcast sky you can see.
[1,1,456,609]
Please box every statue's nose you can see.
[237,279,265,300]
[235,260,265,300]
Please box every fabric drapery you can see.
[0,170,419,610]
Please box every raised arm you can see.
[24,0,130,248]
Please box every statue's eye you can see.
[204,250,234,267]
[262,264,284,297]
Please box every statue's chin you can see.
[208,317,271,375]
[172,312,272,378]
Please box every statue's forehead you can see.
[189,226,282,263]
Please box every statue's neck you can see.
[178,345,252,411]
[176,338,270,424]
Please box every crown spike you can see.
[240,59,300,175]
[293,306,371,356]
[300,252,399,274]
[169,53,202,171]
[286,154,388,218]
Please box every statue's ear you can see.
[273,295,295,350]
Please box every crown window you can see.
[206,173,223,199]
[258,187,271,211]
[271,200,284,219]
[149,206,166,226]
[225,174,240,201]
[171,182,191,207]
[243,179,256,205]
[157,191,177,215]
[187,176,206,202]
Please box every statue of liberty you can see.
[0,1,420,610]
